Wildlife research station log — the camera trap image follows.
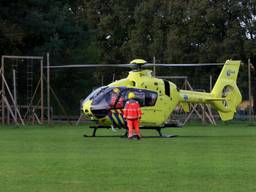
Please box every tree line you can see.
[0,0,255,113]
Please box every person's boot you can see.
[136,135,141,140]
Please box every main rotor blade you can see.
[144,63,224,67]
[45,64,132,69]
[45,62,224,69]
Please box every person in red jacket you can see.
[123,92,142,139]
[110,88,124,108]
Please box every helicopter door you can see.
[139,90,161,126]
[125,89,159,126]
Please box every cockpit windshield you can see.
[82,86,107,104]
[92,87,126,108]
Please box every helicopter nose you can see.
[82,100,94,120]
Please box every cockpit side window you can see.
[145,91,157,106]
[132,91,146,106]
[124,89,158,107]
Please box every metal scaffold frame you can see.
[1,55,44,125]
[158,75,216,126]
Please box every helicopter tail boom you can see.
[179,60,242,121]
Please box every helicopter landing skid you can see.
[140,127,178,138]
[158,134,177,138]
[84,125,112,137]
[84,125,180,138]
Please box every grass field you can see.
[0,122,256,192]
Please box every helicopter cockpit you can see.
[83,86,158,118]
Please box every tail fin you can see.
[211,60,242,121]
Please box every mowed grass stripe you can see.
[0,123,256,192]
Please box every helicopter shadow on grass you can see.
[179,135,254,138]
[83,134,178,139]
[83,134,253,139]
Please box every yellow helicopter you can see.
[79,59,242,136]
[50,59,242,136]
